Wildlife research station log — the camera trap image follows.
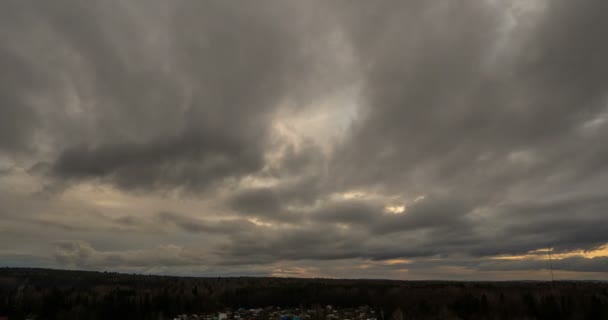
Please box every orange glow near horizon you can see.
[490,244,608,261]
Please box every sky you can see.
[1,0,608,280]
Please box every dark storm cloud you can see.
[0,0,335,191]
[51,134,263,191]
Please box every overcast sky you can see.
[1,0,608,280]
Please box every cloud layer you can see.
[1,0,608,279]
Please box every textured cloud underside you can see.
[1,0,608,279]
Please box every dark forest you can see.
[1,268,607,320]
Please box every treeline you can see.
[1,268,607,319]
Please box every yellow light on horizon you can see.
[382,258,412,265]
[490,244,608,261]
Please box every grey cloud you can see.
[226,142,327,221]
[158,211,256,234]
[222,224,368,263]
[466,193,608,257]
[323,0,608,258]
[478,256,608,273]
[162,190,607,266]
[313,200,379,225]
[228,188,283,218]
[310,195,471,233]
[53,240,209,268]
[373,196,473,235]
[0,46,43,154]
[331,0,608,194]
[1,0,337,192]
[113,215,140,226]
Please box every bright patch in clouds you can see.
[384,205,405,214]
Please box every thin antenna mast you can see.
[548,245,555,285]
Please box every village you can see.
[172,305,379,320]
